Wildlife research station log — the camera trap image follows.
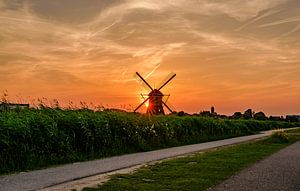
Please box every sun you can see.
[145,100,149,108]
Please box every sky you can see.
[0,0,300,115]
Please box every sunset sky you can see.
[0,0,300,115]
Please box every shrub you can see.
[0,108,298,174]
[270,131,289,143]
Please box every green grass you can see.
[285,128,300,134]
[0,108,299,174]
[84,128,300,191]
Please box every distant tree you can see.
[269,116,285,121]
[243,109,253,119]
[218,115,228,119]
[178,111,186,116]
[199,111,211,117]
[192,113,200,116]
[170,111,178,115]
[286,115,300,122]
[254,112,267,120]
[232,112,242,119]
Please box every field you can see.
[0,108,299,174]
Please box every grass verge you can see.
[84,128,300,191]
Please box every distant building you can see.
[0,103,30,110]
[286,115,300,122]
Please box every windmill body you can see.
[134,72,176,115]
[147,89,164,115]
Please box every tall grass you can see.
[0,108,298,174]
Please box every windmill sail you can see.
[134,72,176,115]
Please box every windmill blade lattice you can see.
[136,72,153,91]
[157,72,176,90]
[134,72,176,115]
[158,73,176,91]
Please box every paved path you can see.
[210,141,300,191]
[0,129,293,191]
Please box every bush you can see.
[0,108,298,174]
[270,131,289,143]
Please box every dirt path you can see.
[210,141,300,191]
[38,165,144,191]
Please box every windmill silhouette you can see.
[134,72,176,115]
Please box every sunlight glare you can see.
[145,100,149,108]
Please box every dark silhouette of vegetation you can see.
[232,112,243,119]
[199,106,217,117]
[243,109,253,119]
[177,111,188,116]
[286,115,300,122]
[269,116,285,121]
[254,111,267,120]
[199,110,211,117]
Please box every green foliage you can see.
[0,108,298,174]
[269,131,289,143]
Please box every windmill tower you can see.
[134,72,176,115]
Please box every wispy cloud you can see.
[273,24,300,40]
[235,9,282,31]
[0,0,299,114]
[258,16,300,27]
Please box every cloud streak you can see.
[258,16,300,27]
[0,0,299,115]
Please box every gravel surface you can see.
[0,129,292,191]
[210,141,300,191]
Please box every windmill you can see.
[134,72,176,115]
